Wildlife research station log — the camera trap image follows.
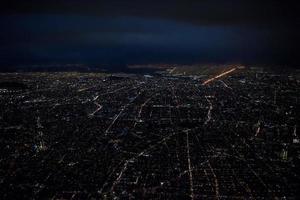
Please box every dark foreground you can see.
[0,68,299,199]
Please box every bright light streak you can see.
[202,67,237,85]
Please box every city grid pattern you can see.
[0,68,299,199]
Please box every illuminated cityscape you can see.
[0,66,299,199]
[0,0,299,199]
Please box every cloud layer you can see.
[0,1,298,67]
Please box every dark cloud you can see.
[2,0,299,27]
[0,0,299,67]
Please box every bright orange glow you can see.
[202,67,237,85]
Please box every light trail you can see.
[204,96,213,125]
[254,120,261,137]
[169,67,177,74]
[219,80,232,90]
[185,130,195,200]
[208,161,220,200]
[202,67,237,85]
[255,125,261,137]
[78,86,95,92]
[89,102,103,116]
[105,105,127,135]
[134,96,154,127]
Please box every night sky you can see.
[0,0,299,68]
